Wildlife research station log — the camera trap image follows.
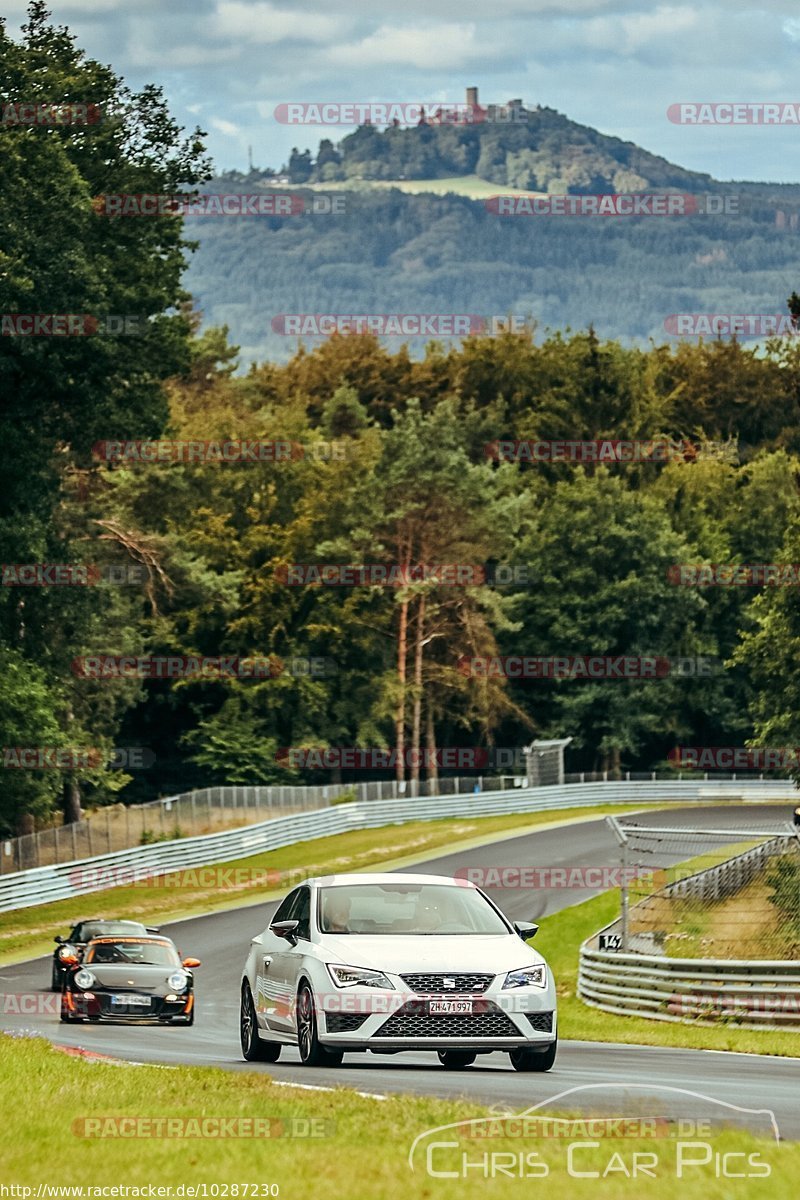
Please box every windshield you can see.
[76,922,144,941]
[85,939,179,966]
[317,883,510,936]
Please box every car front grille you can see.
[524,1011,554,1033]
[325,1012,368,1033]
[375,1000,518,1039]
[400,972,495,994]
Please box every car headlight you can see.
[326,964,394,989]
[167,971,189,992]
[74,969,95,990]
[58,944,77,960]
[503,964,547,989]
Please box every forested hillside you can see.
[185,184,800,363]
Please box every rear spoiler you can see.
[146,926,161,933]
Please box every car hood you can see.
[318,934,544,976]
[75,964,184,991]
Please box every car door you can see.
[253,889,299,1030]
[263,886,312,1034]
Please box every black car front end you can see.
[60,936,195,1025]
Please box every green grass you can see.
[0,803,672,966]
[536,891,800,1056]
[3,1034,796,1196]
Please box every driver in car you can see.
[324,893,351,933]
[417,899,443,931]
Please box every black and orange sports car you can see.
[60,934,200,1025]
[51,919,158,990]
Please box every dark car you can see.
[59,934,200,1025]
[51,919,159,990]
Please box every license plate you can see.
[429,1000,472,1014]
[111,994,150,1007]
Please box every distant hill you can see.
[183,100,800,365]
[281,97,716,193]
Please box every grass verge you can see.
[1,1034,796,1196]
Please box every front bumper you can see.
[317,983,557,1050]
[63,990,193,1022]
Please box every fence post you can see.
[620,839,630,951]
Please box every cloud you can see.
[325,24,493,69]
[210,116,240,135]
[210,2,347,44]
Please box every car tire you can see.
[51,964,62,992]
[240,981,281,1062]
[509,1040,557,1072]
[296,983,343,1067]
[60,1008,74,1023]
[437,1050,477,1069]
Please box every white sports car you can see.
[239,872,557,1071]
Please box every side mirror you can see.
[54,935,64,943]
[182,957,201,968]
[514,922,539,941]
[270,919,299,945]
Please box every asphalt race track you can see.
[3,804,799,1139]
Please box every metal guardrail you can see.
[579,833,800,1030]
[0,777,794,915]
[578,950,800,1030]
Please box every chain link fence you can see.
[606,816,800,959]
[0,773,533,874]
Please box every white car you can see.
[239,872,557,1071]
